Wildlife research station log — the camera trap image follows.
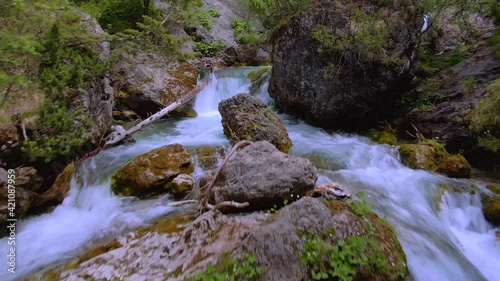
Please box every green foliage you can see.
[194,40,226,57]
[22,101,92,163]
[231,18,265,45]
[460,76,477,95]
[97,0,148,34]
[301,231,389,281]
[242,0,311,30]
[470,79,500,152]
[190,252,264,281]
[348,192,373,217]
[311,8,400,71]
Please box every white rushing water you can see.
[1,67,499,281]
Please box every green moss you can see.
[231,18,265,45]
[302,198,408,281]
[112,144,194,197]
[194,40,225,57]
[136,213,194,238]
[487,184,500,194]
[470,78,500,153]
[188,252,264,281]
[369,127,398,145]
[399,140,471,178]
[461,76,478,95]
[247,68,271,83]
[482,196,500,226]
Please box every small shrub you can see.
[231,18,265,45]
[460,76,478,95]
[194,40,225,56]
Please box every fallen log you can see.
[104,76,210,147]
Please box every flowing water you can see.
[1,67,499,281]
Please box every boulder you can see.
[219,93,292,153]
[61,197,409,281]
[203,141,316,211]
[0,187,33,236]
[269,0,425,130]
[482,196,500,226]
[112,144,194,197]
[165,174,195,198]
[112,52,199,118]
[399,141,471,178]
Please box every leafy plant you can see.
[190,252,264,281]
[194,40,226,56]
[460,76,478,95]
[301,232,389,281]
[231,18,265,45]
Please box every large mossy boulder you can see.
[399,141,471,178]
[219,93,292,152]
[482,196,500,226]
[112,144,194,197]
[269,0,424,130]
[201,141,317,211]
[61,197,409,281]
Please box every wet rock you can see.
[165,174,195,198]
[204,141,316,211]
[15,167,43,193]
[399,141,471,178]
[0,186,34,234]
[33,163,75,211]
[112,144,194,197]
[270,0,424,130]
[219,93,292,152]
[61,197,408,281]
[482,196,500,226]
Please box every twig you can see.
[206,201,249,210]
[201,140,253,208]
[167,200,198,207]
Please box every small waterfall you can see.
[1,67,498,281]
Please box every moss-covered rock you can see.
[218,93,292,153]
[399,141,471,178]
[61,197,408,281]
[112,144,194,197]
[165,174,195,198]
[482,196,500,226]
[369,129,398,145]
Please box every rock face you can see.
[202,141,317,211]
[399,141,471,178]
[219,93,292,152]
[60,197,408,281]
[403,47,500,167]
[269,0,424,130]
[112,144,194,197]
[112,53,199,118]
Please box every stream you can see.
[1,67,499,281]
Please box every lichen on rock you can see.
[399,140,471,178]
[111,144,194,197]
[218,93,292,152]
